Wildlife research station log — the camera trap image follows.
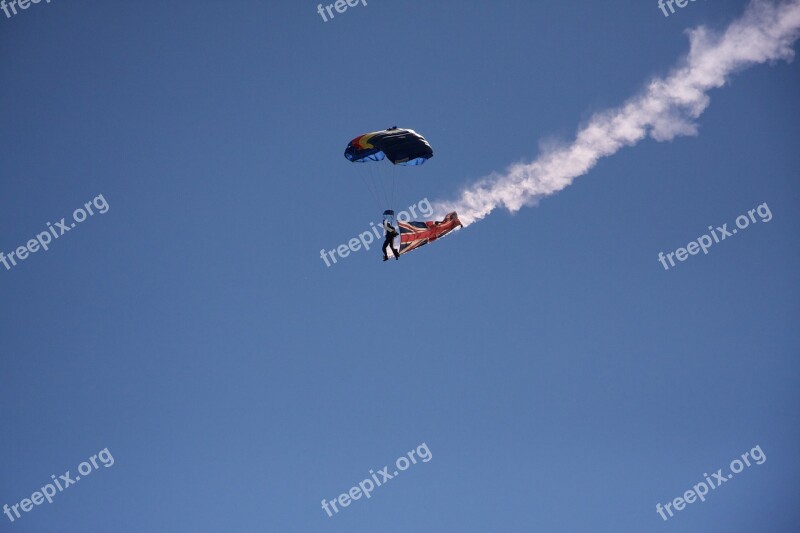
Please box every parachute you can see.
[397,212,462,256]
[344,127,433,209]
[344,127,433,166]
[343,127,460,259]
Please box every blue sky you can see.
[1,1,798,531]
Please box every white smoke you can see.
[437,0,800,226]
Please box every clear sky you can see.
[1,1,798,532]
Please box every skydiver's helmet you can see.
[383,209,395,226]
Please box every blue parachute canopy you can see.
[344,127,433,166]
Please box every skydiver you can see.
[382,218,400,261]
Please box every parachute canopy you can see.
[398,212,462,256]
[344,127,433,166]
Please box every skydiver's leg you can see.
[391,242,400,259]
[382,239,390,260]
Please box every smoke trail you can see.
[436,0,800,226]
